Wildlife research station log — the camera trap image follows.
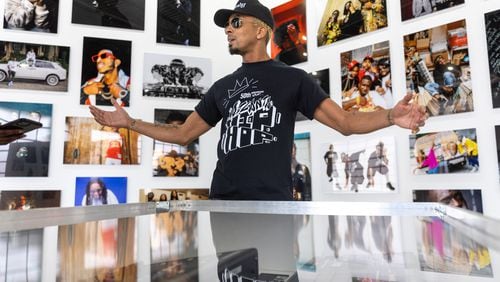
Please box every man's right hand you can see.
[0,129,25,145]
[89,98,132,129]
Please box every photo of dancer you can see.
[3,0,59,33]
[80,37,131,107]
[485,9,500,108]
[75,177,127,206]
[153,109,199,177]
[157,0,200,46]
[404,20,473,117]
[341,41,393,112]
[292,132,312,201]
[72,0,145,30]
[321,136,397,193]
[143,53,211,99]
[410,128,478,175]
[400,0,464,21]
[271,0,308,65]
[317,0,388,47]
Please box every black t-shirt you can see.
[195,59,328,200]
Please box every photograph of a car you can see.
[0,59,67,86]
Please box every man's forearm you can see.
[344,109,393,134]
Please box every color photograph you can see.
[64,116,141,165]
[485,9,500,108]
[317,0,388,47]
[72,0,145,30]
[75,177,127,206]
[80,37,132,107]
[293,132,312,201]
[410,128,478,175]
[400,0,464,21]
[271,0,308,65]
[143,53,211,99]
[140,188,209,202]
[153,109,199,177]
[0,41,69,91]
[0,190,60,210]
[0,102,52,177]
[321,136,397,193]
[404,20,473,117]
[3,0,59,33]
[157,0,200,46]
[340,41,393,112]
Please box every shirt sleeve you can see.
[195,83,222,127]
[296,70,330,120]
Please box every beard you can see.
[228,45,242,55]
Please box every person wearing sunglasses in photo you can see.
[91,0,426,201]
[81,49,130,107]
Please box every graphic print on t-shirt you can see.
[221,77,282,154]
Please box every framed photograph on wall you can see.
[63,116,141,165]
[316,0,388,47]
[71,0,145,30]
[321,136,397,193]
[293,132,312,201]
[340,40,393,112]
[81,37,132,107]
[404,20,473,117]
[271,0,308,65]
[400,0,464,21]
[485,9,500,108]
[153,109,199,177]
[3,0,59,33]
[140,188,209,202]
[413,189,482,212]
[410,128,478,175]
[0,190,60,210]
[0,41,69,91]
[75,177,127,206]
[157,0,200,46]
[143,53,211,99]
[295,69,330,121]
[0,102,52,177]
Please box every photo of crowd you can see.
[143,53,211,99]
[141,188,209,202]
[157,0,200,46]
[80,37,132,107]
[71,0,145,30]
[0,102,52,177]
[410,128,479,175]
[0,190,60,210]
[64,117,141,165]
[485,9,500,108]
[404,20,473,117]
[271,0,308,66]
[413,189,492,277]
[400,0,464,21]
[317,0,388,47]
[292,133,312,201]
[340,41,393,112]
[153,109,199,177]
[75,177,127,206]
[321,136,397,193]
[3,0,59,33]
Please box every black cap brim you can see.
[214,9,238,28]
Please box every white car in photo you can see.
[0,59,67,86]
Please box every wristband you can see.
[387,109,394,126]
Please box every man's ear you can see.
[256,26,266,40]
[114,58,122,67]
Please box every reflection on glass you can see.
[0,230,43,281]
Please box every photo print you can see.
[153,109,199,177]
[296,68,330,121]
[63,116,141,165]
[340,40,393,112]
[485,9,500,108]
[317,0,388,47]
[413,189,492,277]
[292,132,312,201]
[494,125,500,181]
[0,40,69,91]
[80,37,132,107]
[0,102,52,177]
[3,0,59,33]
[271,0,308,65]
[71,0,145,30]
[404,20,473,117]
[143,53,211,99]
[140,188,209,202]
[0,190,60,210]
[321,136,397,193]
[400,0,464,21]
[75,177,127,206]
[410,128,478,175]
[157,0,200,46]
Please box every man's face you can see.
[94,50,116,74]
[349,66,359,78]
[362,59,372,69]
[225,14,259,55]
[89,182,103,200]
[429,190,465,208]
[358,78,372,96]
[19,195,26,205]
[379,64,389,76]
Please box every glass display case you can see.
[0,201,499,281]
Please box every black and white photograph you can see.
[3,0,59,33]
[401,0,464,21]
[485,9,500,108]
[157,0,200,46]
[71,0,145,30]
[143,53,211,99]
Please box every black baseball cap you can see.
[214,0,275,29]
